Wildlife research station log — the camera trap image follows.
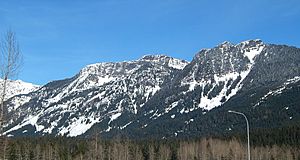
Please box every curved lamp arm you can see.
[228,110,250,160]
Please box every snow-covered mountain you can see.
[4,55,188,137]
[3,40,300,138]
[0,79,39,101]
[139,40,265,117]
[126,39,300,138]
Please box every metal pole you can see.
[228,110,250,160]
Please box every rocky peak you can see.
[141,54,169,61]
[195,39,265,61]
[141,55,188,70]
[218,41,233,49]
[238,39,263,48]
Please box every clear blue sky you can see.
[1,0,299,85]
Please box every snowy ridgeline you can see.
[0,79,39,101]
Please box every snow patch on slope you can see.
[254,76,300,107]
[244,44,264,63]
[198,70,249,110]
[58,115,101,137]
[4,113,44,135]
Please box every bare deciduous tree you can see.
[0,30,22,159]
[0,30,22,132]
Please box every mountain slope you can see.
[118,40,300,138]
[4,55,188,137]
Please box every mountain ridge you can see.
[3,40,300,139]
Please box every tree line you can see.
[1,131,299,160]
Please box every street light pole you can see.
[228,110,250,160]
